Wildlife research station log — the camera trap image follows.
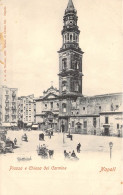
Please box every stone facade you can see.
[35,86,59,131]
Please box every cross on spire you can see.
[51,81,53,87]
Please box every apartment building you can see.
[17,94,36,128]
[0,85,18,128]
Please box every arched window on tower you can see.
[77,61,79,70]
[70,34,72,42]
[62,58,67,70]
[67,33,69,41]
[74,82,79,92]
[76,35,78,42]
[62,103,66,113]
[73,33,75,41]
[65,35,66,42]
[62,80,67,92]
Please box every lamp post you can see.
[68,121,71,136]
[61,120,65,144]
[109,142,113,160]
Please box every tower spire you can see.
[65,0,76,13]
[67,0,74,10]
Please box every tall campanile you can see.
[58,0,84,132]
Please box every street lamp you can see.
[61,120,65,144]
[109,142,113,160]
[68,121,71,136]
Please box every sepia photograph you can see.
[0,0,123,194]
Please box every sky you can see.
[0,0,122,97]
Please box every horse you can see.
[48,150,54,158]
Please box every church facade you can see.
[35,0,123,136]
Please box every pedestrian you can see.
[71,150,76,158]
[49,132,51,139]
[14,138,17,145]
[77,143,81,153]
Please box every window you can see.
[62,84,66,92]
[77,125,81,129]
[45,104,47,108]
[62,59,67,70]
[65,35,66,41]
[71,121,74,127]
[117,124,119,129]
[74,82,79,92]
[70,34,72,41]
[105,117,108,124]
[83,107,85,110]
[77,62,79,70]
[67,33,69,40]
[62,103,66,113]
[99,106,101,110]
[93,117,96,128]
[57,103,59,108]
[73,33,75,40]
[84,121,87,128]
[50,102,53,109]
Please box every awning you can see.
[103,124,110,127]
[2,123,11,127]
[27,123,32,127]
[11,123,17,127]
[32,124,38,128]
[0,130,7,134]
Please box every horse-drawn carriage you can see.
[66,134,73,140]
[21,134,28,142]
[0,141,6,153]
[4,141,14,153]
[39,133,44,141]
[0,140,14,153]
[45,128,54,137]
[37,145,54,159]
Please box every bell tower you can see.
[58,0,84,132]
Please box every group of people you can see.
[64,150,79,160]
[38,144,48,157]
[64,142,81,160]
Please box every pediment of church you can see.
[43,93,58,100]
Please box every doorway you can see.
[104,127,109,136]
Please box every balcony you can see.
[5,100,9,103]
